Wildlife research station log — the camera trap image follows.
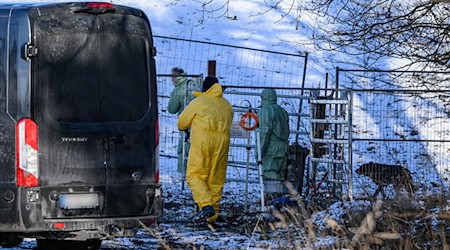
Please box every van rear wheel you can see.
[37,239,102,250]
[0,233,23,248]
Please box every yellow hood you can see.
[178,82,233,136]
[193,83,223,98]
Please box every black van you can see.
[0,2,162,249]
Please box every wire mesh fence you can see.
[350,89,450,198]
[338,69,450,199]
[154,35,309,205]
[158,84,312,205]
[155,35,450,207]
[221,86,310,204]
[307,89,352,204]
[153,35,308,87]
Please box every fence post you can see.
[208,60,217,77]
[348,90,353,201]
[181,77,191,191]
[331,67,339,198]
[335,67,340,91]
[295,52,308,144]
[245,129,251,212]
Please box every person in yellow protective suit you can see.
[178,77,233,223]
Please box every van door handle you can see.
[131,172,142,182]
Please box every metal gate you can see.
[308,89,352,201]
[338,68,450,200]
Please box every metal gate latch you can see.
[23,43,38,60]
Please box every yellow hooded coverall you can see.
[178,83,233,222]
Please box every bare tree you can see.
[171,0,302,25]
[303,0,450,70]
[187,0,232,24]
[168,0,450,72]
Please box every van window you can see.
[37,31,101,123]
[0,37,3,80]
[98,33,149,122]
[8,13,31,120]
[0,18,5,93]
[35,15,150,123]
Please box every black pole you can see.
[296,52,308,144]
[325,73,329,96]
[335,67,339,92]
[333,67,340,198]
[208,60,217,77]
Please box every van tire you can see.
[37,239,102,250]
[0,233,23,248]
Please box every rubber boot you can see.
[192,205,215,223]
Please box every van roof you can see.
[0,2,75,9]
[0,2,144,17]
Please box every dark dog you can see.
[356,162,416,198]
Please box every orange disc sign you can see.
[240,112,259,131]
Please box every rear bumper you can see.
[39,212,162,240]
[0,184,163,240]
[16,196,163,240]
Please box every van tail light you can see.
[16,119,39,187]
[155,118,160,148]
[87,2,114,9]
[154,119,160,183]
[53,223,65,229]
[155,170,160,183]
[72,2,115,13]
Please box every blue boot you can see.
[192,205,215,223]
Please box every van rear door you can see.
[33,9,156,217]
[97,15,155,217]
[34,15,106,187]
